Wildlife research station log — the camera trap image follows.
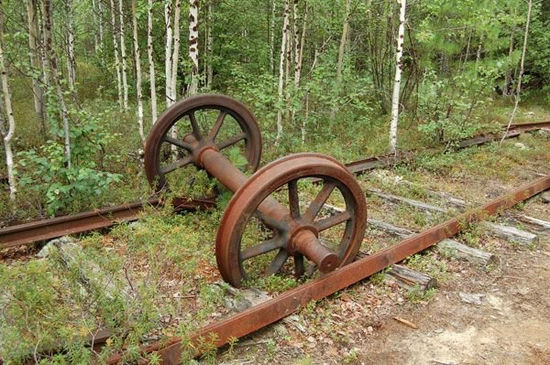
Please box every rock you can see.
[459,292,484,305]
[538,128,550,138]
[37,236,76,258]
[514,142,529,149]
[541,191,550,204]
[223,286,271,312]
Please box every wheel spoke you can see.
[304,180,336,221]
[160,155,193,174]
[265,249,289,275]
[294,254,305,277]
[288,180,300,219]
[315,211,351,232]
[188,111,202,139]
[208,111,226,141]
[241,237,285,261]
[217,132,247,150]
[164,136,193,151]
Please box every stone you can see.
[459,292,484,305]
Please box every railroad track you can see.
[104,175,549,363]
[1,96,548,364]
[1,120,548,250]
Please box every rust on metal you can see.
[215,153,367,286]
[0,198,214,249]
[106,175,549,364]
[144,94,262,192]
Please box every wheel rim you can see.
[216,153,367,287]
[144,94,262,192]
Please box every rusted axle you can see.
[194,138,338,272]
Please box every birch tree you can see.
[164,1,173,106]
[294,2,307,87]
[0,0,16,201]
[147,0,158,123]
[188,0,199,95]
[501,0,532,144]
[44,0,71,168]
[170,0,182,100]
[132,0,145,143]
[65,0,76,90]
[119,0,129,110]
[109,0,123,110]
[275,0,290,144]
[388,0,406,154]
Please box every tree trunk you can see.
[44,0,71,168]
[0,0,16,201]
[164,1,173,106]
[170,0,182,100]
[147,0,157,123]
[25,0,46,136]
[188,0,199,95]
[91,0,99,53]
[388,0,406,155]
[131,0,145,143]
[275,0,290,145]
[205,1,213,89]
[109,0,123,110]
[294,2,307,87]
[97,0,104,51]
[501,0,532,145]
[504,28,515,96]
[269,0,276,74]
[65,0,76,90]
[335,0,350,84]
[118,0,129,110]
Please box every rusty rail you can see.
[0,198,215,249]
[105,175,550,364]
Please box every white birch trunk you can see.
[0,0,16,201]
[119,0,129,110]
[147,0,158,123]
[109,0,123,110]
[65,0,76,90]
[275,0,290,145]
[501,0,532,144]
[388,0,406,154]
[164,1,173,106]
[188,0,199,95]
[44,0,71,168]
[131,0,145,143]
[205,1,213,89]
[294,2,307,87]
[170,0,182,100]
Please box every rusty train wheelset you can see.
[144,94,368,287]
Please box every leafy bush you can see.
[16,110,122,216]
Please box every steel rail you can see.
[1,119,548,250]
[0,198,215,249]
[106,175,550,364]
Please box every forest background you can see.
[0,0,548,223]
